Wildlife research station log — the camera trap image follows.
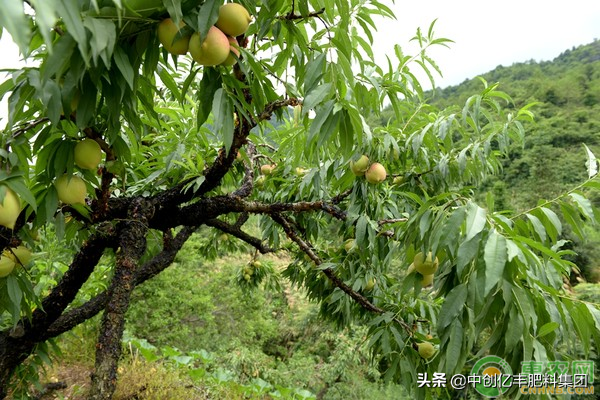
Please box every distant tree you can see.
[1,1,599,399]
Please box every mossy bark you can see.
[88,199,153,400]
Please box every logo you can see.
[471,355,513,397]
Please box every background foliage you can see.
[0,1,599,399]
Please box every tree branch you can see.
[279,8,326,21]
[258,98,301,121]
[90,198,154,399]
[205,218,275,254]
[20,224,117,340]
[271,213,412,333]
[45,227,195,339]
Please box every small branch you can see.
[31,381,68,400]
[256,142,278,152]
[271,213,412,333]
[233,142,257,198]
[233,213,249,229]
[9,117,50,140]
[258,98,301,121]
[279,8,325,21]
[378,218,408,225]
[331,188,353,204]
[205,218,275,254]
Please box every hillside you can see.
[432,40,600,280]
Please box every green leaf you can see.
[41,34,77,81]
[163,0,182,24]
[505,307,524,349]
[560,203,585,239]
[456,236,480,276]
[439,206,466,256]
[465,201,486,241]
[303,83,333,113]
[445,320,464,375]
[0,0,30,55]
[525,213,547,242]
[158,66,182,103]
[76,76,97,129]
[338,109,353,155]
[438,284,467,330]
[303,53,326,94]
[196,68,222,127]
[583,143,598,178]
[355,215,368,246]
[483,229,507,296]
[308,100,334,144]
[6,274,22,325]
[536,321,559,338]
[569,192,595,221]
[83,17,117,67]
[211,88,234,153]
[505,238,523,262]
[113,46,134,90]
[196,0,220,40]
[57,0,89,60]
[4,179,37,211]
[29,0,59,50]
[539,207,562,238]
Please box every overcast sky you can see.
[375,0,600,88]
[1,0,600,117]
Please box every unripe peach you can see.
[6,246,32,266]
[260,164,276,175]
[413,252,439,275]
[158,18,190,55]
[417,342,435,359]
[189,27,230,66]
[55,175,87,205]
[0,255,15,278]
[216,3,252,37]
[365,162,386,184]
[74,138,102,170]
[221,36,240,66]
[350,155,369,176]
[421,273,434,287]
[0,186,20,230]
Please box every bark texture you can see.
[88,198,153,400]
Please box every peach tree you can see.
[1,0,599,399]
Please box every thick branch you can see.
[90,198,153,400]
[0,226,117,398]
[45,227,195,339]
[26,225,117,338]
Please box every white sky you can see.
[377,0,600,88]
[1,0,600,122]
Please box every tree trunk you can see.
[88,199,152,400]
[0,336,31,399]
[0,225,192,399]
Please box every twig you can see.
[205,218,275,254]
[271,213,412,333]
[258,98,301,121]
[10,117,50,140]
[279,8,326,21]
[378,218,408,225]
